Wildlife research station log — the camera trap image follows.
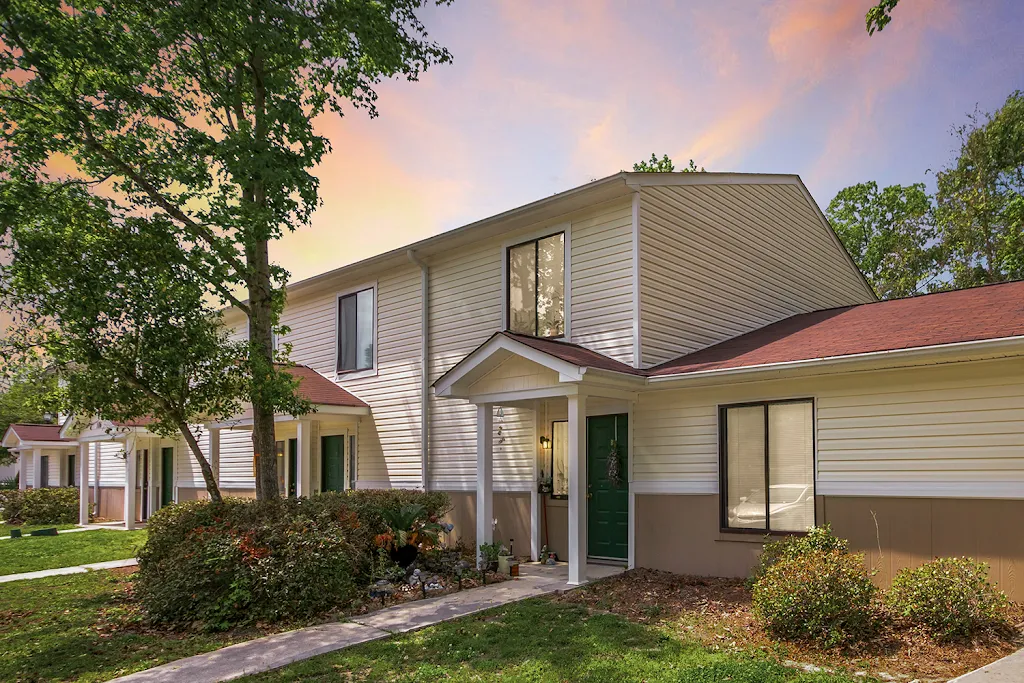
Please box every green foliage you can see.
[885,557,1011,641]
[826,182,937,299]
[866,0,900,35]
[0,486,83,525]
[478,541,503,564]
[0,373,57,466]
[633,154,704,173]
[0,529,145,576]
[748,524,849,586]
[753,548,878,647]
[135,490,452,629]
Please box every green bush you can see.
[0,486,83,525]
[753,549,878,647]
[885,557,1010,641]
[135,490,451,630]
[749,524,848,586]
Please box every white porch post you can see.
[92,443,101,507]
[476,404,493,566]
[124,434,138,530]
[78,443,90,525]
[31,447,43,489]
[147,437,157,518]
[296,420,312,497]
[567,392,587,585]
[530,403,541,562]
[209,427,221,485]
[18,452,27,490]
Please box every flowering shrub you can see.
[0,486,83,525]
[885,557,1010,641]
[135,490,451,630]
[753,549,878,647]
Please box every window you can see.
[720,400,815,533]
[68,453,77,487]
[550,420,569,499]
[507,232,564,338]
[337,288,374,373]
[40,455,49,488]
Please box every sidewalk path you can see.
[0,558,138,583]
[951,647,1024,683]
[110,563,624,683]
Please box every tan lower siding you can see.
[175,487,212,502]
[442,491,532,555]
[544,498,568,561]
[635,494,1024,601]
[95,486,125,521]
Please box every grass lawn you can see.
[0,529,147,576]
[2,523,79,536]
[0,570,254,682]
[246,599,861,683]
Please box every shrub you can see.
[749,524,848,586]
[135,490,451,630]
[885,557,1010,641]
[0,486,83,525]
[753,549,878,647]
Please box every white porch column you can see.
[296,419,312,497]
[124,435,138,530]
[92,443,101,506]
[209,427,221,484]
[147,437,158,518]
[476,404,493,566]
[31,447,43,489]
[530,403,541,562]
[78,443,90,525]
[18,452,27,490]
[567,392,587,585]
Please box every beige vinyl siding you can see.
[217,428,255,490]
[469,357,560,395]
[633,357,1024,497]
[46,453,60,487]
[22,456,33,488]
[97,442,125,487]
[569,199,635,364]
[637,183,873,367]
[174,429,215,488]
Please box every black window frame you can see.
[549,419,569,500]
[505,231,565,339]
[718,398,817,535]
[336,287,375,374]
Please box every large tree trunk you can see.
[178,422,222,504]
[247,240,280,500]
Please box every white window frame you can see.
[334,281,378,380]
[501,222,571,340]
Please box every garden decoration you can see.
[498,540,514,575]
[606,439,623,487]
[369,579,394,608]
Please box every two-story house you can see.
[56,171,1024,596]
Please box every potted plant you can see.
[478,541,502,572]
[375,503,443,568]
[497,542,514,575]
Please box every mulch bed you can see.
[554,568,1024,682]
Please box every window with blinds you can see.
[720,399,815,533]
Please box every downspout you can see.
[407,249,430,491]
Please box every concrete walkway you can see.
[0,557,139,584]
[110,562,624,683]
[951,646,1024,682]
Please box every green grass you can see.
[0,529,147,576]
[247,599,864,683]
[0,570,247,682]
[1,523,78,537]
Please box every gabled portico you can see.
[434,332,645,585]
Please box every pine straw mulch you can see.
[552,568,1024,682]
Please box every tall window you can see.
[550,420,569,499]
[507,232,564,338]
[720,400,815,533]
[40,455,49,488]
[338,288,374,372]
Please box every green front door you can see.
[587,414,629,560]
[161,447,174,507]
[287,439,297,498]
[321,435,345,492]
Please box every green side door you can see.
[321,435,345,492]
[161,447,174,507]
[287,439,298,498]
[587,414,629,561]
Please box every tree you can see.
[826,181,937,299]
[0,0,453,498]
[0,371,56,467]
[866,0,901,35]
[0,183,289,502]
[633,154,704,173]
[934,91,1024,288]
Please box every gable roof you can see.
[501,332,644,376]
[286,365,368,408]
[4,423,68,442]
[651,281,1024,377]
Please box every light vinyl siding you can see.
[97,442,126,487]
[637,183,873,367]
[218,428,255,489]
[633,357,1024,497]
[22,457,33,488]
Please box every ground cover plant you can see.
[0,529,146,576]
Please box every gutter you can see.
[407,249,430,491]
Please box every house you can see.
[1,423,77,489]
[64,172,1024,597]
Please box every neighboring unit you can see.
[62,172,1024,598]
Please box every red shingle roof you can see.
[651,281,1024,376]
[502,332,644,375]
[7,423,69,442]
[286,365,368,408]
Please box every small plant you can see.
[478,541,502,565]
[753,549,878,647]
[885,557,1010,641]
[749,524,849,586]
[374,503,444,567]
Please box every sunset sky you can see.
[274,0,1024,283]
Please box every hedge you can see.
[0,486,82,525]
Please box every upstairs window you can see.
[507,232,564,338]
[720,399,815,533]
[337,288,374,373]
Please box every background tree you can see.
[866,0,901,35]
[0,0,452,499]
[826,181,937,299]
[0,371,56,467]
[0,183,290,502]
[633,154,704,173]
